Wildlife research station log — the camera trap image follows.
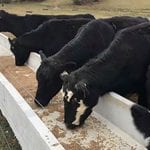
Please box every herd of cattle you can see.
[0,10,150,148]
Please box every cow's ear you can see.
[39,50,47,62]
[60,71,69,83]
[75,81,89,98]
[8,38,16,46]
[109,22,117,31]
[64,61,77,71]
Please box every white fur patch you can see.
[72,100,87,125]
[60,87,73,102]
[66,90,73,102]
[145,137,150,148]
[61,71,68,76]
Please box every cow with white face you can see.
[61,72,99,129]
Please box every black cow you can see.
[35,16,148,107]
[131,104,150,149]
[0,10,95,36]
[35,19,115,106]
[9,18,92,66]
[61,22,150,129]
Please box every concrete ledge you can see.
[0,33,11,51]
[26,52,41,72]
[0,73,65,150]
[94,93,148,147]
[0,33,12,56]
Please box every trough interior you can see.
[0,56,142,150]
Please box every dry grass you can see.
[0,0,150,18]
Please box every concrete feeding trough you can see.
[0,33,148,150]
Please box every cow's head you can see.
[61,72,99,129]
[9,38,30,66]
[35,51,77,107]
[35,54,62,106]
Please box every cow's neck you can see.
[72,41,129,95]
[5,14,26,36]
[53,39,97,70]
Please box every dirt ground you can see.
[0,0,149,149]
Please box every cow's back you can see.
[24,13,95,32]
[52,19,115,68]
[103,16,149,32]
[98,22,150,94]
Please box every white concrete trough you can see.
[0,33,12,56]
[0,73,64,150]
[0,33,149,150]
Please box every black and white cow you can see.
[35,16,148,107]
[0,10,95,36]
[61,22,150,129]
[9,18,92,66]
